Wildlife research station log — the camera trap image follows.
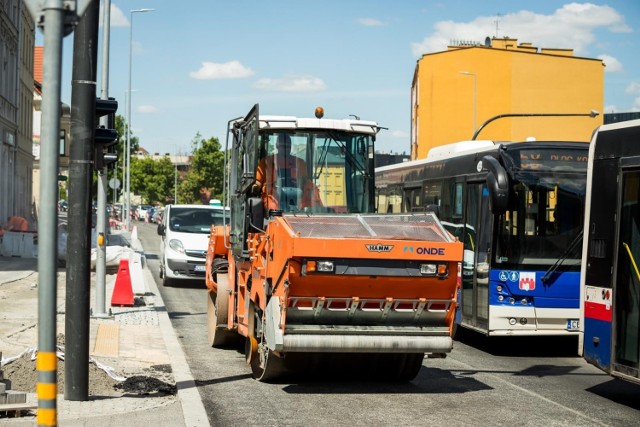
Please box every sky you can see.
[39,1,640,156]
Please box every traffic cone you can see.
[111,258,134,306]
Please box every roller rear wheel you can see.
[366,353,425,381]
[207,273,236,347]
[246,303,288,382]
[250,344,288,382]
[392,353,425,381]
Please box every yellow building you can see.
[410,37,604,160]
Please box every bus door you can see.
[612,165,640,381]
[460,182,492,330]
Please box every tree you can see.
[130,155,175,205]
[178,133,225,204]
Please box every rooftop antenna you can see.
[494,13,501,38]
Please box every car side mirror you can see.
[157,224,165,236]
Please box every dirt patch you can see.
[1,351,121,396]
[1,344,176,397]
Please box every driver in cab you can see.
[254,133,321,211]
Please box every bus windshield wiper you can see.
[541,230,583,284]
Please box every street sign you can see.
[109,178,121,189]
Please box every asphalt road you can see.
[136,221,640,427]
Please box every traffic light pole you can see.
[66,0,100,401]
[94,0,112,319]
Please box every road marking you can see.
[448,357,609,427]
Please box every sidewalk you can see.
[0,230,209,426]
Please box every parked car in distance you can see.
[137,204,152,221]
[157,204,230,286]
[152,207,164,224]
[58,200,68,212]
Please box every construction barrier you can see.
[111,258,134,306]
[0,231,37,258]
[129,251,146,295]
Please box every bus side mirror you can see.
[157,224,165,236]
[482,155,509,213]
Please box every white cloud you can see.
[411,3,631,56]
[357,18,384,27]
[253,75,327,92]
[626,82,640,95]
[137,105,158,113]
[598,54,623,72]
[634,98,640,111]
[604,104,619,114]
[99,4,128,27]
[189,61,255,80]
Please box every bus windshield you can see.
[495,172,585,267]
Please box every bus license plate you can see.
[567,319,579,330]
[194,265,206,272]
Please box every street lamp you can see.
[460,71,477,134]
[471,110,600,140]
[126,7,154,231]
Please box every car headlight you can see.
[169,239,185,254]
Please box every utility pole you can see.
[66,0,99,401]
[94,0,112,318]
[22,0,93,423]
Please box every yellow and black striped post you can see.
[36,351,57,426]
[36,0,67,424]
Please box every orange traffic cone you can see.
[111,258,134,306]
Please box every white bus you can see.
[376,139,589,336]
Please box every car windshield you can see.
[168,207,229,234]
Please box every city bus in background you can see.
[580,119,640,385]
[376,140,589,337]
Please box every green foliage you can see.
[130,155,176,205]
[178,133,225,204]
[90,122,225,206]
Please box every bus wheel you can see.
[451,321,460,340]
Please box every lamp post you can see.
[460,71,477,134]
[471,110,600,140]
[125,7,154,231]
